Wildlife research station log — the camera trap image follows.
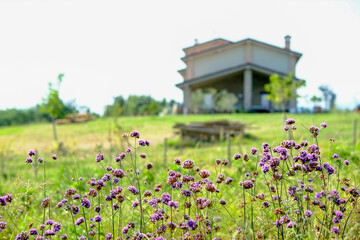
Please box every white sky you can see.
[0,0,359,115]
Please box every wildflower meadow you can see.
[0,116,359,239]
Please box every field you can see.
[0,112,359,239]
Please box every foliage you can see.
[319,85,336,111]
[190,89,204,113]
[264,72,306,112]
[40,73,67,119]
[214,89,238,112]
[104,95,177,117]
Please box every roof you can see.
[181,37,302,62]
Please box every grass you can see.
[0,112,359,239]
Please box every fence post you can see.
[226,131,231,165]
[163,138,167,167]
[220,127,224,141]
[353,119,357,147]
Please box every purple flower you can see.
[45,219,54,225]
[95,153,104,162]
[283,126,289,131]
[130,130,140,138]
[332,153,339,159]
[225,177,233,184]
[320,122,327,128]
[219,199,226,205]
[53,222,62,232]
[199,170,210,178]
[113,177,119,184]
[331,226,339,234]
[75,217,85,226]
[274,219,282,228]
[146,163,153,169]
[105,233,113,240]
[285,118,296,125]
[233,153,242,160]
[187,219,197,230]
[168,201,179,209]
[161,192,172,204]
[344,160,349,165]
[29,228,38,235]
[304,210,312,217]
[262,201,270,208]
[181,190,191,197]
[286,221,296,228]
[182,159,195,169]
[132,200,140,208]
[28,149,36,156]
[94,215,102,222]
[44,230,56,236]
[0,197,6,206]
[128,186,139,195]
[25,157,33,163]
[16,232,29,239]
[323,163,335,175]
[41,197,50,208]
[81,198,91,208]
[174,158,181,165]
[242,180,254,189]
[140,153,147,158]
[37,157,43,163]
[52,154,57,160]
[61,235,68,239]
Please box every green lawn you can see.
[0,112,359,239]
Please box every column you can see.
[183,85,191,115]
[243,68,252,111]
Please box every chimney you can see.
[284,35,291,50]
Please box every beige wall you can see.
[191,45,246,78]
[252,45,290,73]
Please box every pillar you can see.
[243,68,252,111]
[183,85,191,115]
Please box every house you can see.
[176,36,302,114]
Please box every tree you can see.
[190,89,204,113]
[214,89,238,112]
[264,72,306,114]
[40,73,66,142]
[319,85,336,111]
[310,95,322,112]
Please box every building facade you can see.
[176,36,302,114]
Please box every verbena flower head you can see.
[242,180,254,189]
[285,118,296,125]
[95,153,104,162]
[344,160,350,165]
[304,210,312,217]
[94,215,102,222]
[75,217,84,226]
[182,159,195,169]
[233,153,241,160]
[250,148,257,155]
[128,186,139,195]
[28,149,36,156]
[320,122,327,128]
[41,197,50,208]
[130,130,140,138]
[331,226,340,234]
[29,228,38,235]
[25,157,33,164]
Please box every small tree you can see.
[264,72,306,115]
[310,95,322,112]
[214,89,238,112]
[190,89,204,114]
[40,73,66,142]
[319,85,336,111]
